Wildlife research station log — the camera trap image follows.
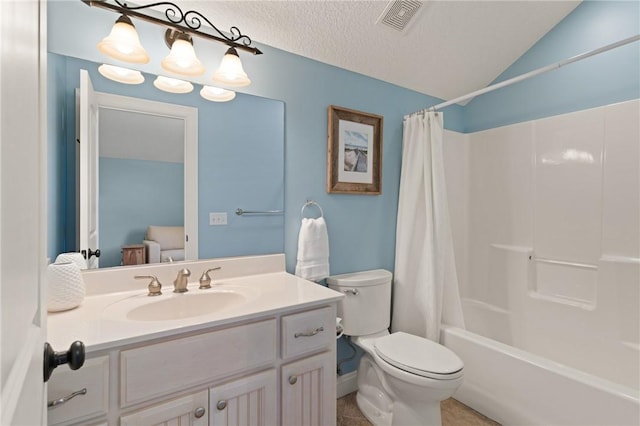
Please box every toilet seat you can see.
[374,332,464,380]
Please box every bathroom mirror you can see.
[78,73,198,269]
[49,54,285,269]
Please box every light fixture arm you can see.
[82,0,263,55]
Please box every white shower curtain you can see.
[392,111,465,342]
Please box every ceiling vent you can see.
[377,0,424,33]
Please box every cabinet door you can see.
[120,390,208,426]
[209,369,277,426]
[281,352,336,426]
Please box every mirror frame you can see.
[92,90,199,263]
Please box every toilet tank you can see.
[327,269,392,336]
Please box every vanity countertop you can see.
[47,256,343,353]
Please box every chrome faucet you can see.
[173,268,191,293]
[199,267,222,289]
[135,275,162,296]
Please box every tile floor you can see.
[337,392,501,426]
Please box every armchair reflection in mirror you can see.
[143,226,185,264]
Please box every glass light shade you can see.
[200,85,236,102]
[161,36,205,76]
[97,15,150,64]
[153,76,194,94]
[212,47,251,87]
[98,64,144,84]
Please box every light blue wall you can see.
[197,97,285,259]
[99,158,184,268]
[465,0,640,132]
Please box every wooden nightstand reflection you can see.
[121,244,146,265]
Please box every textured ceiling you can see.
[182,0,580,103]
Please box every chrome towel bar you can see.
[235,208,284,216]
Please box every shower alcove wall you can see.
[441,99,639,425]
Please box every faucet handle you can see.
[135,275,162,296]
[199,267,222,289]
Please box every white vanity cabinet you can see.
[47,305,337,426]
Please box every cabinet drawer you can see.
[48,355,109,425]
[120,389,208,426]
[121,319,276,407]
[281,307,333,360]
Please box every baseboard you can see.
[336,371,358,398]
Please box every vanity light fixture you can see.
[200,85,236,102]
[98,64,145,84]
[84,0,261,87]
[153,75,194,94]
[161,30,205,77]
[212,47,251,87]
[97,14,150,64]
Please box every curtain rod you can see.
[407,34,640,118]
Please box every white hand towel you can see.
[295,217,330,281]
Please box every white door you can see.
[78,69,100,268]
[0,0,48,424]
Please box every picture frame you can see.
[327,105,383,195]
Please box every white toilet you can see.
[327,269,464,426]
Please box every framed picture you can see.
[327,105,383,195]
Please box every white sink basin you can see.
[126,291,246,321]
[103,286,258,322]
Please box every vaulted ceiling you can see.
[184,0,581,102]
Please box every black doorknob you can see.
[43,341,85,382]
[80,248,101,260]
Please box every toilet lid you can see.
[374,332,464,380]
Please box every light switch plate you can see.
[209,212,227,225]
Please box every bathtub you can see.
[442,324,640,425]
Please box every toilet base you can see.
[357,390,443,426]
[357,391,392,426]
[355,353,455,426]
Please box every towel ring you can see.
[301,200,323,218]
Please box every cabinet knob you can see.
[216,400,227,410]
[289,375,298,385]
[194,407,206,418]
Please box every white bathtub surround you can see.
[393,111,465,342]
[441,99,640,425]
